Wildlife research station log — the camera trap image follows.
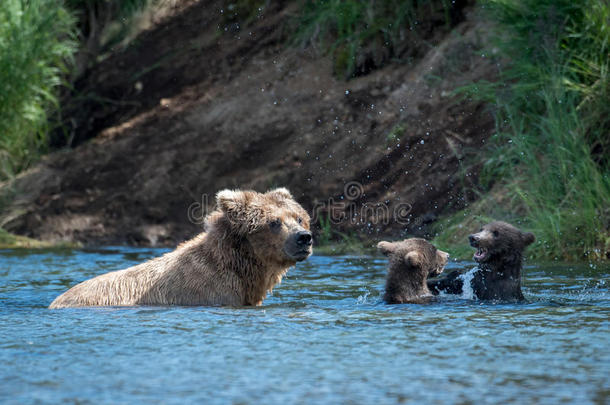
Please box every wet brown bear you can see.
[49,188,312,308]
[378,238,449,304]
[428,221,535,301]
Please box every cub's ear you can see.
[522,232,535,246]
[405,251,422,268]
[266,187,293,200]
[377,241,395,256]
[437,249,450,263]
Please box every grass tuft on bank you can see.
[0,0,77,180]
[434,0,610,261]
[0,228,57,249]
[292,0,464,79]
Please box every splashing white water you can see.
[356,290,371,305]
[459,267,479,300]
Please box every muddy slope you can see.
[0,1,496,246]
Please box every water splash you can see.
[459,266,479,300]
[356,290,371,305]
[574,278,609,301]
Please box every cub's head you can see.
[216,188,312,265]
[468,221,535,263]
[377,238,449,279]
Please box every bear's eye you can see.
[269,219,282,230]
[493,230,499,237]
[297,217,303,225]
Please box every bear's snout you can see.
[296,230,313,247]
[284,230,313,262]
[468,234,478,247]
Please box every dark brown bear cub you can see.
[428,221,535,301]
[378,238,449,304]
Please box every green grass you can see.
[0,0,157,171]
[0,0,77,180]
[434,0,610,262]
[0,228,71,249]
[385,124,406,146]
[292,0,458,79]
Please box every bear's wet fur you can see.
[49,188,312,308]
[378,238,449,304]
[428,221,535,301]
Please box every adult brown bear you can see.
[428,221,535,301]
[49,188,312,308]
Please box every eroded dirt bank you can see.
[0,1,496,246]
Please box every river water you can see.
[1,247,608,404]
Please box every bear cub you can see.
[378,238,449,304]
[428,221,535,301]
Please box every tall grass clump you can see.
[65,0,151,77]
[0,0,77,180]
[436,0,610,261]
[293,0,464,79]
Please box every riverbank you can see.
[0,1,497,247]
[0,228,69,249]
[0,0,607,261]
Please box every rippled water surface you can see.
[1,247,609,404]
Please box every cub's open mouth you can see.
[473,247,488,262]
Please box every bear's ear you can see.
[216,189,256,232]
[266,187,293,200]
[405,251,422,268]
[522,232,535,246]
[216,189,265,233]
[377,241,395,256]
[216,189,246,215]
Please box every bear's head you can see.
[377,238,449,280]
[468,221,535,263]
[215,188,313,265]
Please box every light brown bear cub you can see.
[377,238,449,304]
[49,188,312,308]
